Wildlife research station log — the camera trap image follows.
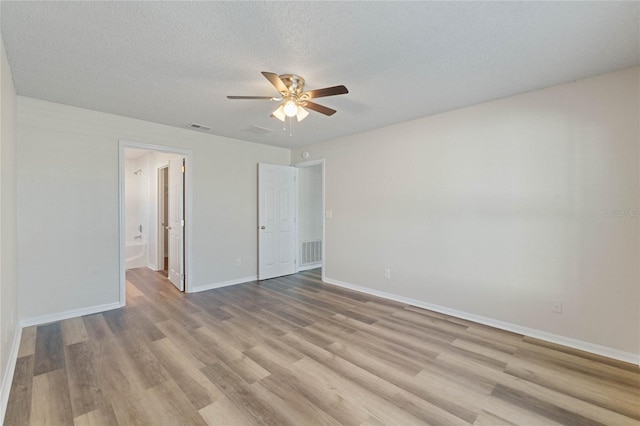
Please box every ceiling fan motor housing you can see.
[278,74,306,97]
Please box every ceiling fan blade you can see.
[227,96,276,100]
[303,101,336,116]
[262,72,288,94]
[303,85,348,99]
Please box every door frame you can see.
[292,159,326,280]
[118,140,193,305]
[157,164,169,272]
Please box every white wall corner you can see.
[0,325,21,425]
[189,276,258,293]
[323,276,640,366]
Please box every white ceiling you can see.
[1,2,638,149]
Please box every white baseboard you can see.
[0,324,22,425]
[19,301,123,328]
[190,275,258,293]
[298,263,322,272]
[323,277,639,366]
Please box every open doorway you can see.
[295,159,325,274]
[119,141,192,306]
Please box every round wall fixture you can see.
[301,151,310,159]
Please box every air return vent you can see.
[246,125,272,135]
[187,123,211,131]
[301,240,322,266]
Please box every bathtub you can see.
[125,240,148,270]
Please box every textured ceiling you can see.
[1,1,638,149]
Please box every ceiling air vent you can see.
[246,125,272,135]
[187,123,211,131]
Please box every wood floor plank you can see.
[6,267,639,425]
[106,390,153,426]
[199,396,257,426]
[304,337,480,423]
[116,328,172,389]
[472,410,516,426]
[95,346,155,425]
[61,317,89,346]
[250,378,343,426]
[4,355,34,426]
[141,379,208,426]
[150,337,224,410]
[308,322,427,376]
[504,355,640,420]
[290,356,426,425]
[436,350,640,425]
[17,326,37,358]
[72,405,118,426]
[154,320,218,366]
[33,322,65,376]
[200,362,288,426]
[522,336,640,372]
[192,326,271,384]
[243,342,368,426]
[491,383,606,426]
[516,340,640,388]
[82,314,114,346]
[64,341,104,418]
[30,369,74,426]
[332,313,442,359]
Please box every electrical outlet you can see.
[236,259,242,267]
[384,268,391,279]
[551,299,562,313]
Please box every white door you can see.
[258,163,297,280]
[168,156,185,290]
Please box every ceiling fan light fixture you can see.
[228,71,349,122]
[283,100,298,117]
[296,106,309,122]
[272,104,286,121]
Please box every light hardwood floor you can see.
[5,268,640,425]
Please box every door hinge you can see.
[181,165,185,173]
[180,273,185,281]
[181,219,185,227]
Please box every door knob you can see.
[260,225,266,230]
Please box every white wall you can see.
[124,157,150,243]
[293,67,640,360]
[0,36,19,420]
[298,164,323,243]
[17,97,290,320]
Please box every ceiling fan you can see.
[227,72,348,122]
